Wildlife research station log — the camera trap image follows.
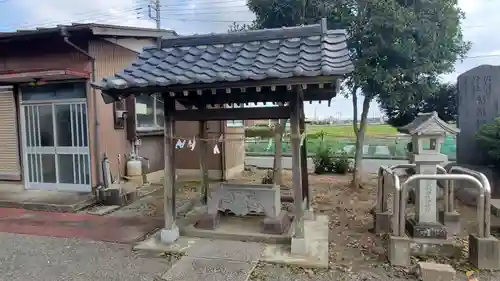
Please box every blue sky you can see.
[0,0,498,119]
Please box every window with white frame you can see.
[226,104,244,127]
[135,94,164,130]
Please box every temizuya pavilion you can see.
[92,18,353,253]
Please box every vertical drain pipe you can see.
[60,27,102,191]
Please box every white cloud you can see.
[8,0,154,29]
[4,0,494,118]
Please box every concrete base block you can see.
[468,234,500,270]
[303,209,315,221]
[373,211,392,234]
[438,210,461,236]
[263,211,291,235]
[291,237,308,255]
[194,212,220,230]
[410,238,461,257]
[160,224,179,244]
[406,218,447,239]
[388,235,411,266]
[417,262,456,281]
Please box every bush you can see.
[332,151,349,174]
[476,118,500,164]
[312,146,335,174]
[245,128,274,138]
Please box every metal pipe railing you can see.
[399,174,484,237]
[447,166,491,237]
[376,163,446,212]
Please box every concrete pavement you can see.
[245,156,408,174]
[0,232,175,281]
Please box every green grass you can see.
[306,124,398,137]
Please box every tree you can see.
[246,0,470,187]
[381,82,458,128]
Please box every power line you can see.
[1,6,147,30]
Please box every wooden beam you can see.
[103,76,341,96]
[299,100,310,210]
[174,106,290,121]
[198,121,209,204]
[163,97,177,233]
[290,89,304,239]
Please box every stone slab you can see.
[87,205,121,216]
[182,214,292,245]
[185,239,264,262]
[161,256,256,281]
[133,231,199,254]
[468,234,500,270]
[388,235,411,267]
[406,218,447,239]
[417,262,456,281]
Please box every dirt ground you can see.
[246,170,500,281]
[108,169,499,280]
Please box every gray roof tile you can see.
[93,22,354,92]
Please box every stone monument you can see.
[457,65,499,165]
[398,112,460,239]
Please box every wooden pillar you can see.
[290,89,304,239]
[161,96,179,243]
[272,119,284,186]
[199,121,209,204]
[299,104,310,210]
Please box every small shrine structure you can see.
[92,18,353,255]
[399,111,460,238]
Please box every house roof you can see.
[0,23,177,41]
[92,21,354,93]
[398,111,460,135]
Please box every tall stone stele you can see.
[399,112,460,239]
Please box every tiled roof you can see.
[0,23,176,40]
[93,21,354,92]
[398,111,460,135]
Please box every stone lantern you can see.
[398,111,460,238]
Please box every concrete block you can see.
[438,211,461,236]
[160,224,179,244]
[468,234,500,270]
[417,262,456,281]
[291,237,308,255]
[303,209,315,220]
[263,210,291,234]
[411,238,461,258]
[373,211,392,234]
[388,235,411,266]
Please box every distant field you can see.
[306,124,398,137]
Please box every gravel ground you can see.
[0,232,179,281]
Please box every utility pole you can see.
[148,0,162,48]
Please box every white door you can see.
[21,101,91,192]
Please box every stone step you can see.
[161,239,264,281]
